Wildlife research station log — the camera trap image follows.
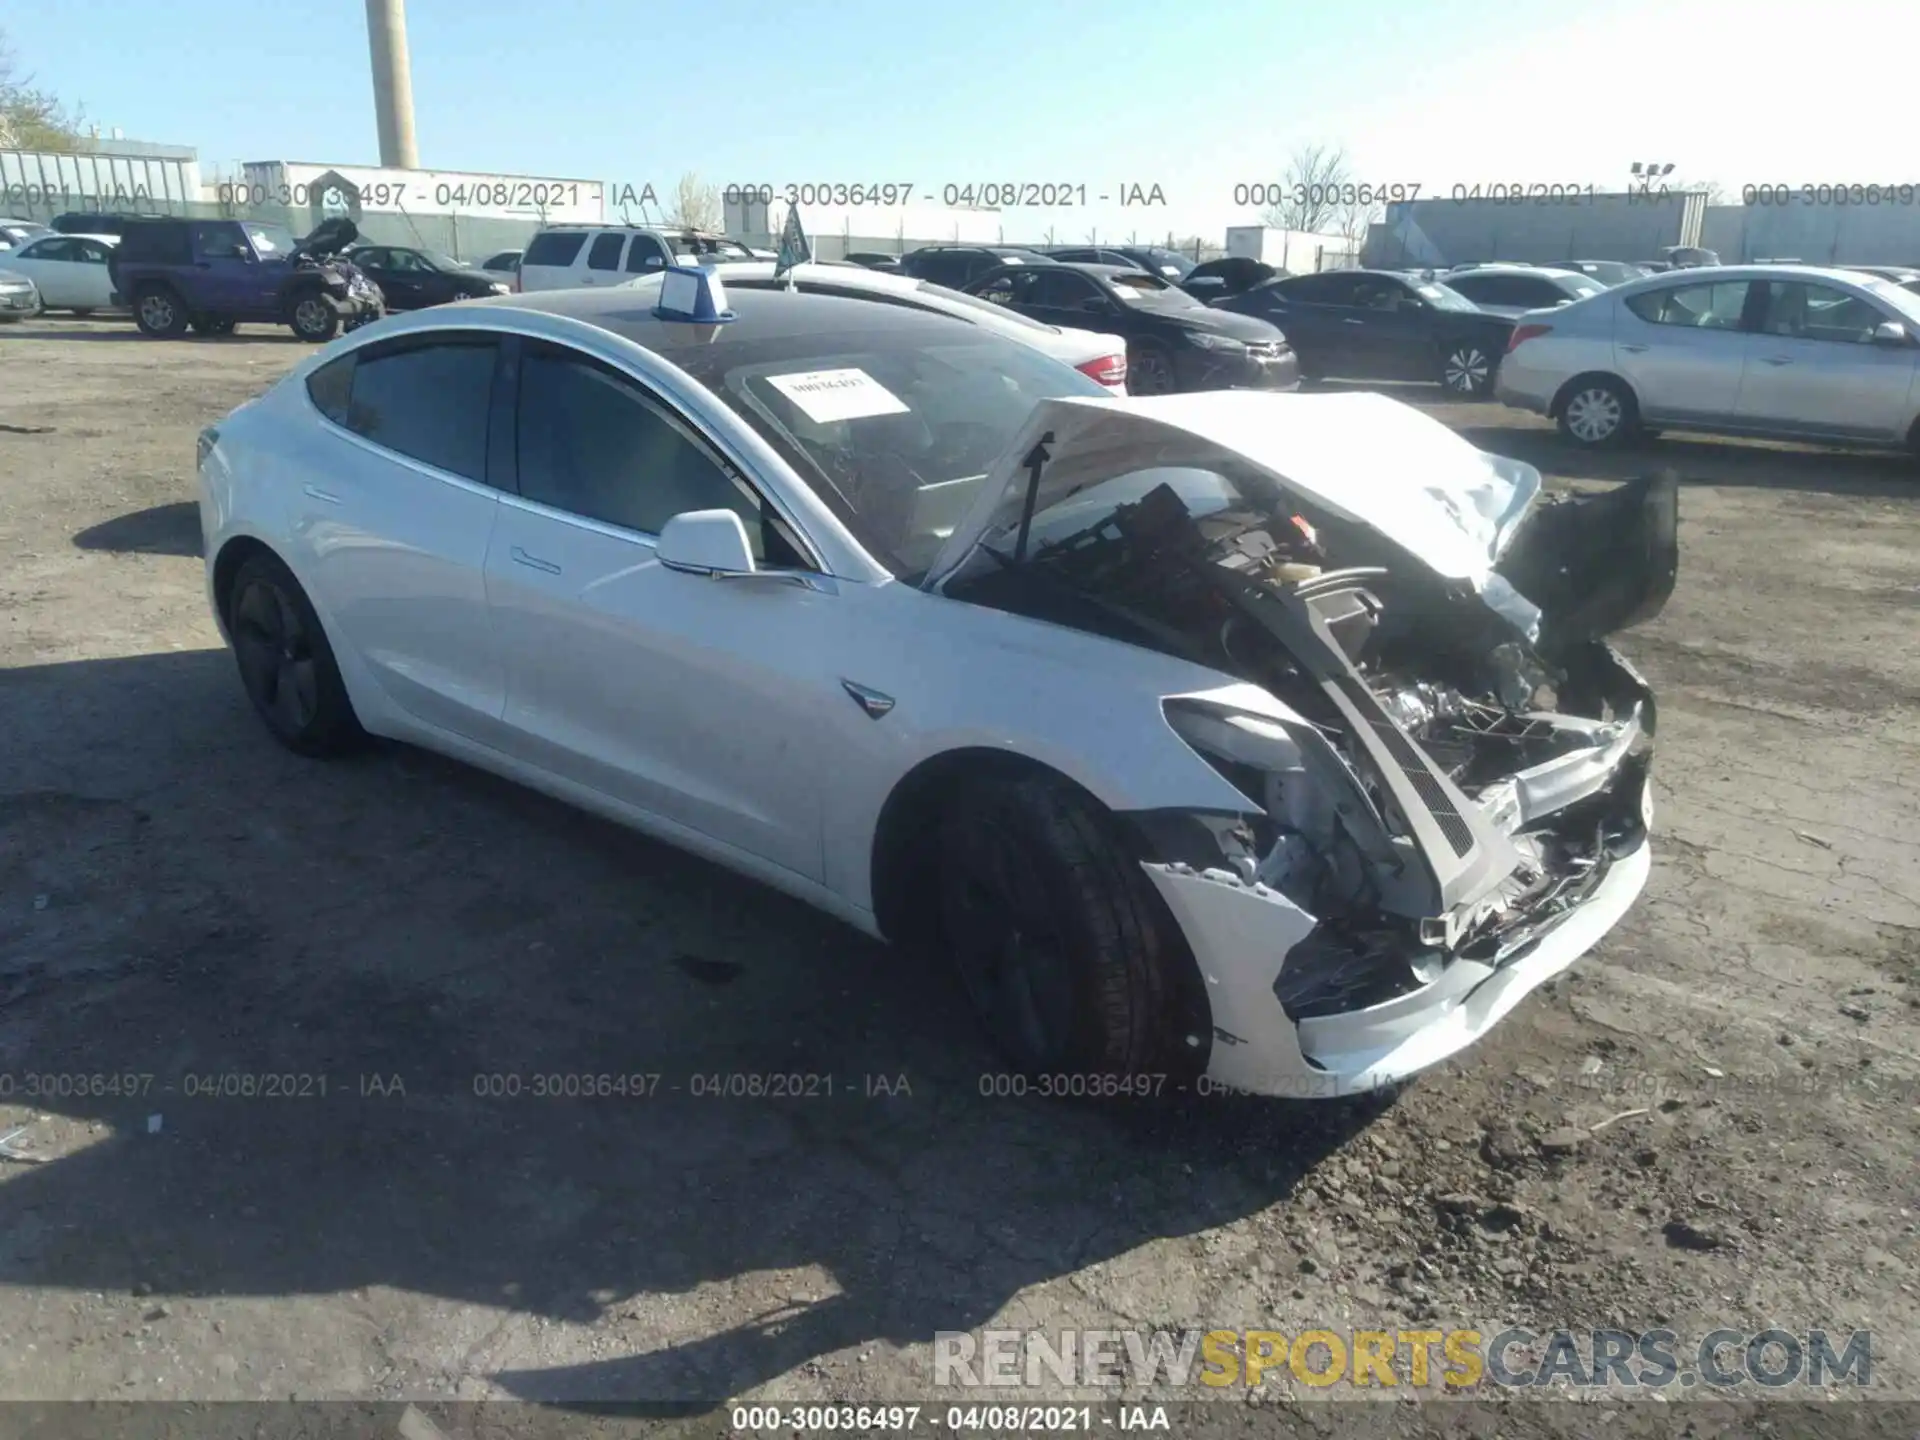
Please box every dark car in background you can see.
[1,218,55,250]
[844,251,904,272]
[1042,244,1196,282]
[1217,268,1515,395]
[110,216,384,341]
[897,245,1052,288]
[1552,259,1652,287]
[1439,265,1607,318]
[346,244,510,310]
[48,212,149,239]
[964,260,1296,395]
[477,249,522,276]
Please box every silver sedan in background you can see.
[1496,264,1920,451]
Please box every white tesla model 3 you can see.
[196,270,1676,1099]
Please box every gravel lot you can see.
[2,317,1918,1427]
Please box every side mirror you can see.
[1872,320,1908,346]
[1079,296,1108,313]
[657,510,757,576]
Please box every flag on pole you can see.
[774,206,811,286]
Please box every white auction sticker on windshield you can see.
[767,368,911,424]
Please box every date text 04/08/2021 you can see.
[719,182,1167,208]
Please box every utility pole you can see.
[365,0,420,169]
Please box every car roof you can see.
[1618,262,1893,287]
[456,283,992,359]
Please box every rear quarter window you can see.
[306,354,355,424]
[523,231,589,267]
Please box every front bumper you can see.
[1179,345,1301,393]
[1145,812,1650,1099]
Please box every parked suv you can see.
[517,226,757,292]
[110,216,384,341]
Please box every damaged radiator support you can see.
[1210,567,1524,930]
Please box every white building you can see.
[724,193,1008,254]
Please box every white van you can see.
[515,226,757,292]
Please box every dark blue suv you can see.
[110,217,384,341]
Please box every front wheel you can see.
[937,772,1191,1079]
[287,293,340,343]
[1129,342,1178,396]
[1558,377,1638,448]
[1441,340,1497,396]
[227,552,364,757]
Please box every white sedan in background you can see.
[196,275,1672,1099]
[622,260,1132,391]
[0,232,121,314]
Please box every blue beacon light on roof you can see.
[654,264,737,324]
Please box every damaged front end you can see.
[940,396,1675,1095]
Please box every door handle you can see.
[302,484,341,504]
[1620,343,1649,353]
[1759,356,1792,366]
[510,545,562,575]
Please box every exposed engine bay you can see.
[948,461,1677,1025]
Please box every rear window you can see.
[524,231,589,267]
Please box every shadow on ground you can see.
[72,502,203,557]
[0,649,1381,1406]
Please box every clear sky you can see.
[7,0,1915,240]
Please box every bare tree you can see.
[0,29,85,151]
[1259,144,1354,234]
[668,172,722,231]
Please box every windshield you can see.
[1417,281,1479,312]
[1105,271,1201,308]
[696,332,1109,577]
[1139,247,1195,279]
[1860,278,1920,327]
[243,223,298,256]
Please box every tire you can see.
[226,552,364,757]
[1129,342,1178,396]
[1441,339,1497,397]
[1558,376,1638,448]
[287,292,340,343]
[133,284,189,338]
[937,772,1188,1078]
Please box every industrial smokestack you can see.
[365,0,420,170]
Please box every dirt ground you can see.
[2,317,1917,1428]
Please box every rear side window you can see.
[342,337,499,481]
[1625,282,1749,329]
[523,231,588,267]
[306,354,355,424]
[516,342,763,545]
[587,234,625,271]
[120,223,192,265]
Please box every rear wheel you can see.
[1558,376,1638,447]
[937,772,1191,1079]
[133,285,189,338]
[227,552,363,757]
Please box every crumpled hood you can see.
[922,389,1543,594]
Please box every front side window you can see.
[1026,270,1101,308]
[625,235,668,272]
[341,337,498,481]
[194,225,250,260]
[515,343,766,549]
[1758,282,1886,343]
[1625,282,1750,329]
[242,223,297,257]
